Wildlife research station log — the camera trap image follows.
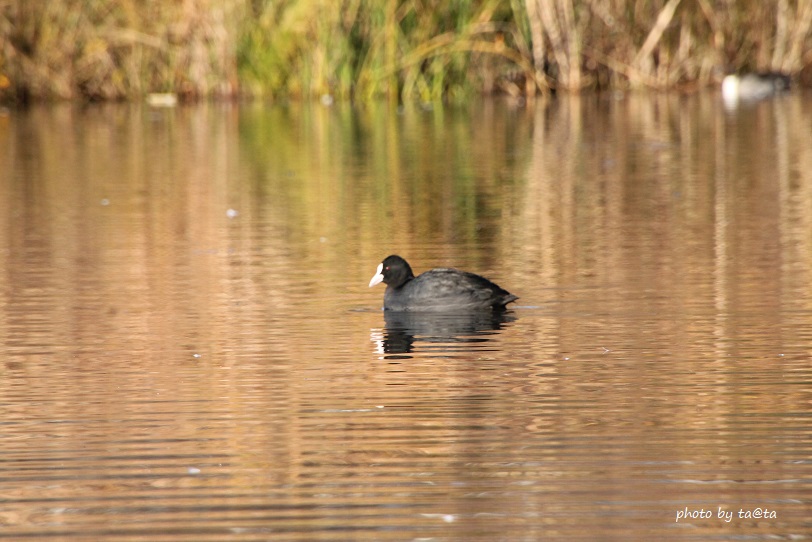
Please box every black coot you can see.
[368,255,518,311]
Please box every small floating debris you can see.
[420,513,456,523]
[187,467,201,475]
[100,198,110,206]
[146,93,178,107]
[226,208,239,219]
[320,408,381,413]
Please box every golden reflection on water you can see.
[0,97,811,540]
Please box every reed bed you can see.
[0,0,239,101]
[1,0,810,102]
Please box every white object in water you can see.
[146,93,178,107]
[722,73,790,106]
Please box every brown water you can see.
[1,95,811,541]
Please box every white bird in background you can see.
[722,73,791,107]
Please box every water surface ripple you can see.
[1,97,810,540]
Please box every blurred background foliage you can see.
[1,0,811,102]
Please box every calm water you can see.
[1,94,811,541]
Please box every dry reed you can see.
[1,0,810,102]
[0,0,239,101]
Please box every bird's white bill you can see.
[368,263,384,287]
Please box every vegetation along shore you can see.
[2,0,811,103]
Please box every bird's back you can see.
[384,268,517,311]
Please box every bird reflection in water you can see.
[371,310,516,359]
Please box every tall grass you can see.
[1,0,810,102]
[0,0,239,101]
[236,0,528,101]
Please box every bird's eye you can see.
[385,266,390,271]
